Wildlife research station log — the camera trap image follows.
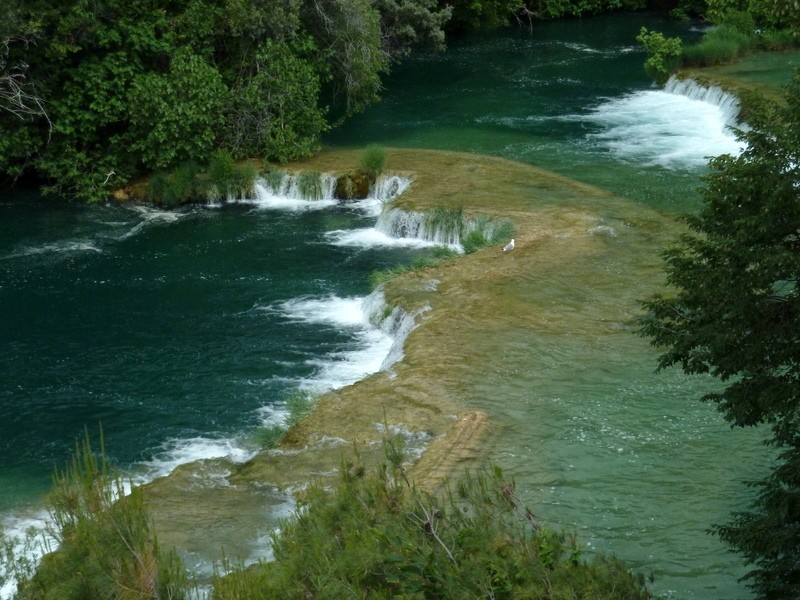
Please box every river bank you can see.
[142,146,694,568]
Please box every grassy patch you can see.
[255,390,317,450]
[370,246,459,289]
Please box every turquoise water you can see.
[0,196,416,510]
[1,12,769,599]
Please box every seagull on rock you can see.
[502,238,515,252]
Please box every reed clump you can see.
[359,144,386,180]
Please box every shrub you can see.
[211,440,650,599]
[359,144,386,179]
[757,28,798,50]
[636,28,683,85]
[147,161,203,206]
[208,148,236,199]
[18,432,189,599]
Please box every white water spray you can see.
[585,76,744,168]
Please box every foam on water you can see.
[325,227,445,249]
[266,290,422,393]
[583,76,744,168]
[0,510,55,599]
[134,437,257,485]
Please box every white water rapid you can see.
[585,75,744,168]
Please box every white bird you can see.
[102,170,115,185]
[502,238,515,252]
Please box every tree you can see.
[636,28,683,85]
[212,441,650,599]
[638,73,800,598]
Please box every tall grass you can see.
[682,24,756,66]
[148,154,258,205]
[370,246,459,289]
[359,144,386,179]
[462,214,515,254]
[148,161,202,206]
[296,171,324,200]
[263,165,287,192]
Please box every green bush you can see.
[147,162,202,206]
[757,28,798,50]
[18,432,189,599]
[359,144,387,179]
[208,148,236,198]
[211,440,650,599]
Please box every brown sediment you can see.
[409,410,491,492]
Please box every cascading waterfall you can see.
[256,171,338,201]
[371,175,413,202]
[362,288,430,371]
[585,74,745,168]
[374,207,508,249]
[664,76,741,128]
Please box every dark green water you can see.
[1,11,766,599]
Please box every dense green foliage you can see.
[2,434,649,598]
[636,28,683,84]
[638,0,799,83]
[638,74,800,598]
[0,0,450,200]
[16,433,188,599]
[212,441,650,599]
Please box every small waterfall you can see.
[370,175,413,202]
[664,76,741,127]
[376,208,462,246]
[361,288,429,372]
[375,207,510,249]
[258,171,338,201]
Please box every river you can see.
[1,12,769,599]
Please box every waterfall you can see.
[374,207,512,249]
[376,208,462,246]
[257,171,338,201]
[360,287,430,372]
[371,175,413,202]
[664,76,741,128]
[585,76,745,168]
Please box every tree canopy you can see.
[0,0,450,200]
[639,73,800,598]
